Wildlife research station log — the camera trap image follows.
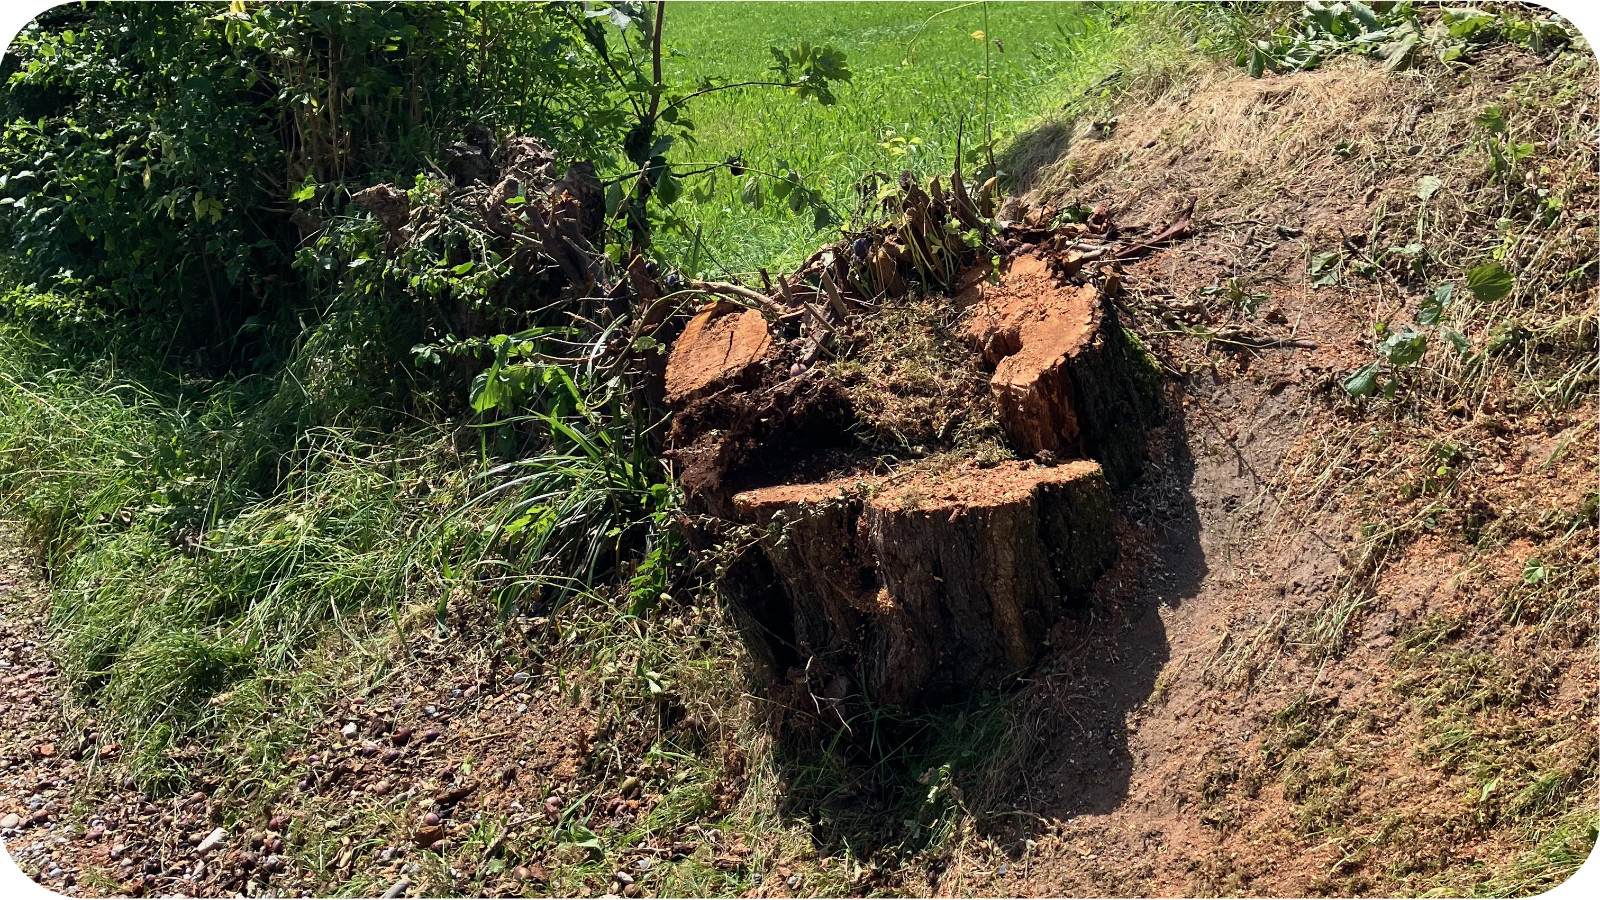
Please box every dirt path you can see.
[0,534,95,893]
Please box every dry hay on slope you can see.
[936,45,1597,898]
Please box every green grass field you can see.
[658,1,1164,274]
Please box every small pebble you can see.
[341,722,358,738]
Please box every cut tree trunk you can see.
[718,461,1113,706]
[664,245,1158,708]
[963,253,1161,486]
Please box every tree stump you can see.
[664,248,1158,706]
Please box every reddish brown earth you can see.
[928,52,1597,897]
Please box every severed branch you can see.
[1111,197,1197,260]
[688,279,784,318]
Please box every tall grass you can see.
[0,329,455,777]
[0,311,675,790]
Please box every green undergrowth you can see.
[0,327,441,782]
[0,315,674,794]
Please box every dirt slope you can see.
[932,48,1597,897]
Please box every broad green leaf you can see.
[1523,557,1548,586]
[1378,329,1428,366]
[1343,362,1380,397]
[740,177,763,211]
[1466,261,1513,302]
[1309,251,1341,287]
[655,172,681,206]
[1474,105,1506,134]
[1379,34,1418,72]
[1522,559,1548,585]
[1418,283,1452,325]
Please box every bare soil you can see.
[930,50,1598,897]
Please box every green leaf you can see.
[1343,362,1380,397]
[1442,328,1472,356]
[1474,105,1507,134]
[1522,558,1549,585]
[290,183,317,202]
[1347,1,1380,31]
[1378,34,1418,72]
[1466,261,1513,302]
[1309,251,1342,287]
[1378,329,1428,366]
[1246,45,1268,78]
[452,261,475,275]
[740,177,763,211]
[1415,175,1442,202]
[655,171,681,206]
[1418,283,1452,326]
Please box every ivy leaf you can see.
[1466,261,1513,302]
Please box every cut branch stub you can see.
[963,253,1159,485]
[663,303,776,407]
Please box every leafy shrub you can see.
[0,2,619,363]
